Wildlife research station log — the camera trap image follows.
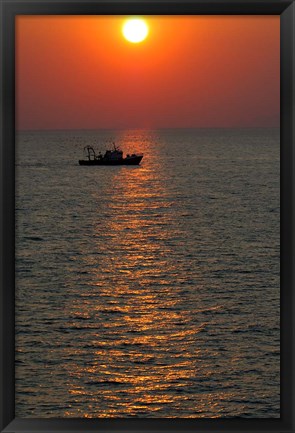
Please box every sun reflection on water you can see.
[61,132,215,417]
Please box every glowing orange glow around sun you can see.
[16,15,280,130]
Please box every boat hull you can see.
[79,155,143,166]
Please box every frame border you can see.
[1,1,294,432]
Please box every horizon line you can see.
[16,125,280,133]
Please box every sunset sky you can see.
[16,15,280,130]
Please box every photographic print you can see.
[15,15,280,418]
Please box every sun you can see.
[122,18,149,43]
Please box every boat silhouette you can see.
[79,144,143,166]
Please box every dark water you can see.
[15,128,280,418]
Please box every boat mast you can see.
[84,145,96,160]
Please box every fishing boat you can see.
[79,144,143,166]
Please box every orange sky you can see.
[16,15,280,130]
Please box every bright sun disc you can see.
[122,19,148,43]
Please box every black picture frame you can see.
[0,0,294,432]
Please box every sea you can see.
[15,128,280,418]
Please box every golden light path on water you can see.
[60,135,224,417]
